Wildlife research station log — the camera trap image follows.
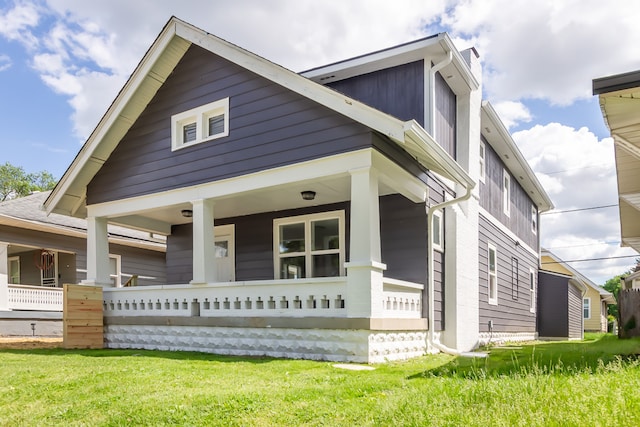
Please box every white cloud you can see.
[0,2,41,48]
[513,123,629,283]
[493,101,532,129]
[441,0,640,105]
[0,54,11,71]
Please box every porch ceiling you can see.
[598,89,640,253]
[110,174,398,231]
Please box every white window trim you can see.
[531,205,538,235]
[529,268,536,313]
[8,256,20,284]
[479,140,486,183]
[488,242,498,305]
[171,97,230,151]
[503,169,511,217]
[583,297,591,319]
[432,209,444,252]
[110,254,122,288]
[273,210,345,279]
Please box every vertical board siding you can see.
[326,61,425,126]
[478,214,538,333]
[87,45,374,205]
[428,178,449,331]
[537,271,571,337]
[567,283,583,339]
[479,137,538,251]
[434,72,456,159]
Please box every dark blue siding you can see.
[87,45,374,205]
[327,60,425,126]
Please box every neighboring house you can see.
[43,17,552,362]
[540,249,614,333]
[0,191,166,316]
[593,72,640,254]
[625,270,640,290]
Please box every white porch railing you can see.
[382,278,423,318]
[8,284,64,311]
[103,276,424,319]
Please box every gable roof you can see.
[0,192,165,252]
[481,101,554,212]
[44,16,473,218]
[593,70,640,253]
[541,249,615,303]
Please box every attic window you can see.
[171,97,229,151]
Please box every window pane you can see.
[183,122,197,142]
[109,257,117,276]
[433,214,441,246]
[280,256,305,279]
[215,240,228,258]
[280,223,305,253]
[489,248,496,273]
[208,114,224,136]
[312,219,339,251]
[313,254,339,277]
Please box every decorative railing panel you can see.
[103,278,348,318]
[8,284,64,311]
[381,278,423,318]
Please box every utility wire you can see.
[546,241,621,250]
[541,204,618,215]
[541,254,638,264]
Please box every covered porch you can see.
[89,148,430,323]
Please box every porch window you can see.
[8,256,20,284]
[432,209,443,252]
[110,254,122,287]
[531,205,538,234]
[274,211,345,279]
[171,97,229,151]
[488,243,498,305]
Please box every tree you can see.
[603,274,625,319]
[0,162,57,202]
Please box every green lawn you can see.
[1,333,639,426]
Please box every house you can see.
[625,270,640,290]
[43,17,552,362]
[593,71,640,255]
[539,249,614,337]
[0,191,166,335]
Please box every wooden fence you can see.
[63,284,103,349]
[618,289,640,338]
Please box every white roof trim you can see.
[481,101,553,212]
[541,249,613,300]
[45,17,473,218]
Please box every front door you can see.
[214,225,235,282]
[40,251,58,287]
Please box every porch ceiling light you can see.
[301,190,316,201]
[181,209,193,218]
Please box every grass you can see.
[1,333,639,426]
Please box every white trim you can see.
[432,209,444,252]
[488,242,498,305]
[503,168,511,217]
[479,207,539,258]
[109,254,122,287]
[529,267,536,313]
[8,256,20,285]
[171,98,229,151]
[273,210,345,279]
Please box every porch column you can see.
[345,167,386,318]
[83,216,111,287]
[0,242,8,310]
[191,199,216,284]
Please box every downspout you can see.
[426,185,473,356]
[425,50,484,357]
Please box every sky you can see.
[0,0,639,286]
